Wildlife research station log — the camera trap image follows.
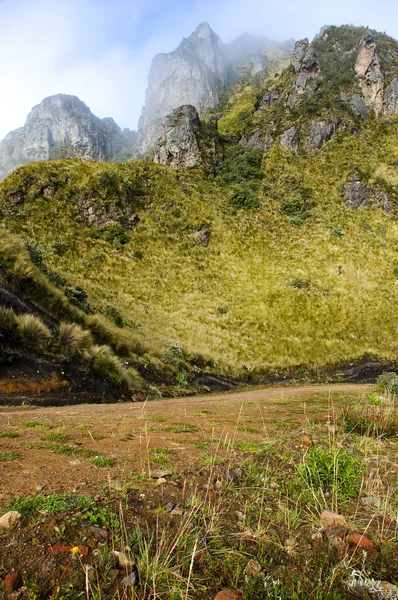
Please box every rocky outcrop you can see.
[280,126,299,152]
[0,95,133,181]
[255,91,280,113]
[289,40,320,107]
[349,94,369,117]
[153,105,201,169]
[138,23,230,154]
[354,35,384,113]
[343,174,392,212]
[383,77,398,115]
[308,120,337,150]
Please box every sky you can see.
[0,0,398,139]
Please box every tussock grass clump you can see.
[298,445,364,501]
[15,313,51,345]
[59,322,94,360]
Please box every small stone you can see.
[244,559,262,577]
[120,572,137,588]
[5,572,21,593]
[156,478,167,486]
[320,511,347,530]
[112,551,135,569]
[165,502,176,512]
[360,496,381,509]
[311,532,323,542]
[108,569,119,582]
[214,590,243,600]
[149,469,172,479]
[171,506,184,516]
[88,525,109,542]
[380,582,398,593]
[215,480,223,490]
[35,485,44,493]
[84,564,96,584]
[269,482,280,490]
[0,511,21,531]
[346,533,375,553]
[235,511,245,522]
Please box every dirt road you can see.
[0,384,372,501]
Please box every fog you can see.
[0,0,397,139]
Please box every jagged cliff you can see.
[0,95,136,181]
[137,23,231,154]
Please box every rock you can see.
[360,496,381,509]
[150,469,173,478]
[355,35,384,113]
[384,77,398,115]
[244,559,263,576]
[120,572,138,588]
[138,22,230,153]
[213,590,243,600]
[380,582,398,593]
[0,511,21,531]
[83,564,96,584]
[240,129,265,150]
[280,126,299,152]
[112,551,135,569]
[171,506,184,516]
[256,91,280,112]
[4,572,21,593]
[320,511,348,530]
[0,95,135,181]
[346,533,375,552]
[350,94,369,117]
[311,532,323,542]
[343,174,370,209]
[264,134,273,152]
[191,228,211,248]
[165,501,176,512]
[308,120,336,150]
[291,39,309,73]
[154,105,201,169]
[88,525,109,542]
[156,478,168,486]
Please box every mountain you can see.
[2,24,398,399]
[137,23,294,153]
[0,94,136,181]
[137,22,231,154]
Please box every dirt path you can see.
[0,384,372,502]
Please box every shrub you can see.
[298,446,364,499]
[59,322,94,360]
[15,313,51,346]
[162,341,184,365]
[64,285,94,314]
[25,241,45,268]
[377,372,398,396]
[229,184,260,212]
[176,370,189,387]
[217,146,263,187]
[292,278,310,290]
[331,227,344,237]
[101,224,129,246]
[91,456,114,468]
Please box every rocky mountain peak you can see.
[0,94,135,181]
[137,22,230,154]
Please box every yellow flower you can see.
[71,546,80,554]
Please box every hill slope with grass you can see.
[1,25,398,394]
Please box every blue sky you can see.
[0,0,398,139]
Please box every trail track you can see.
[0,384,373,502]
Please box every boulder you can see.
[308,120,336,150]
[154,105,201,169]
[256,91,280,112]
[291,39,309,73]
[321,511,348,530]
[343,174,370,209]
[280,126,299,152]
[240,129,265,150]
[350,94,369,117]
[384,77,398,115]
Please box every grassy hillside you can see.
[2,25,398,385]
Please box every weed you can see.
[91,456,114,468]
[0,451,22,461]
[0,431,20,438]
[40,432,70,443]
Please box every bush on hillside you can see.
[64,286,94,314]
[59,322,94,361]
[229,185,260,213]
[0,307,21,345]
[217,146,263,188]
[15,313,51,346]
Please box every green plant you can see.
[101,224,129,246]
[341,394,398,437]
[331,227,344,237]
[297,445,364,499]
[176,370,189,387]
[0,451,22,461]
[0,431,20,438]
[162,341,184,365]
[59,322,94,360]
[229,184,260,212]
[377,372,398,396]
[91,456,114,468]
[64,285,94,314]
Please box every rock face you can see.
[289,40,320,107]
[384,77,398,115]
[138,23,230,154]
[308,120,336,150]
[354,35,384,113]
[343,174,371,209]
[0,95,135,181]
[280,126,299,152]
[154,105,201,169]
